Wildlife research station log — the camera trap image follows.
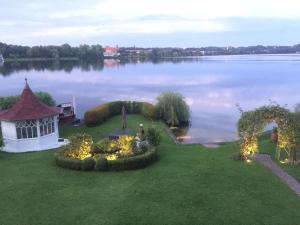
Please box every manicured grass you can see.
[258,132,300,181]
[0,115,300,225]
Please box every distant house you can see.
[0,80,67,152]
[0,54,4,63]
[103,46,120,58]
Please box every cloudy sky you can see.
[0,0,300,47]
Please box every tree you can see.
[156,92,190,126]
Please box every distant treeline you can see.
[120,44,300,58]
[0,42,104,61]
[1,42,300,61]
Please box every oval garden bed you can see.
[55,128,160,171]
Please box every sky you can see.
[0,0,300,47]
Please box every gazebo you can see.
[0,81,65,152]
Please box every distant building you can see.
[0,54,4,63]
[103,46,120,58]
[0,80,67,152]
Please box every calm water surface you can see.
[1,54,300,144]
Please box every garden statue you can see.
[109,105,131,140]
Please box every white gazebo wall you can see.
[1,116,61,153]
[1,121,17,139]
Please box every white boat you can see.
[57,97,77,124]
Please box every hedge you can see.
[54,147,157,171]
[84,101,158,127]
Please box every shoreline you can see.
[4,57,79,62]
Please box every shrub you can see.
[81,157,95,171]
[95,138,115,154]
[55,147,158,171]
[141,102,158,119]
[84,104,110,126]
[64,134,93,160]
[146,127,161,146]
[84,101,158,127]
[108,101,123,116]
[139,141,150,153]
[54,151,82,170]
[95,156,108,171]
[117,135,135,156]
[156,92,190,126]
[106,148,157,171]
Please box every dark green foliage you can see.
[141,102,158,119]
[35,92,56,106]
[106,148,157,171]
[156,92,190,126]
[138,141,150,153]
[84,101,158,127]
[107,101,123,116]
[238,104,298,162]
[0,95,19,110]
[146,127,161,146]
[81,157,95,171]
[95,157,108,171]
[0,42,104,61]
[54,150,82,170]
[0,92,56,110]
[84,104,110,126]
[55,147,157,171]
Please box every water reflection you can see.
[1,55,300,144]
[0,60,105,76]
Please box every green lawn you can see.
[0,115,300,225]
[258,132,300,181]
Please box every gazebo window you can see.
[39,117,55,136]
[16,120,38,139]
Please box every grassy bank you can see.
[0,115,300,225]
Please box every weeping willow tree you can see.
[238,105,298,165]
[156,92,190,126]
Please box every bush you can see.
[156,92,190,126]
[54,150,82,170]
[141,102,158,119]
[84,104,110,126]
[139,141,150,153]
[108,101,123,116]
[84,101,158,127]
[146,127,161,146]
[106,148,157,171]
[95,157,108,171]
[81,157,95,171]
[55,147,158,171]
[94,138,116,154]
[63,133,93,160]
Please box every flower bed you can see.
[54,132,160,171]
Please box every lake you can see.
[1,54,300,144]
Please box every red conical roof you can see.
[0,82,60,121]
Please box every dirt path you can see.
[254,154,300,196]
